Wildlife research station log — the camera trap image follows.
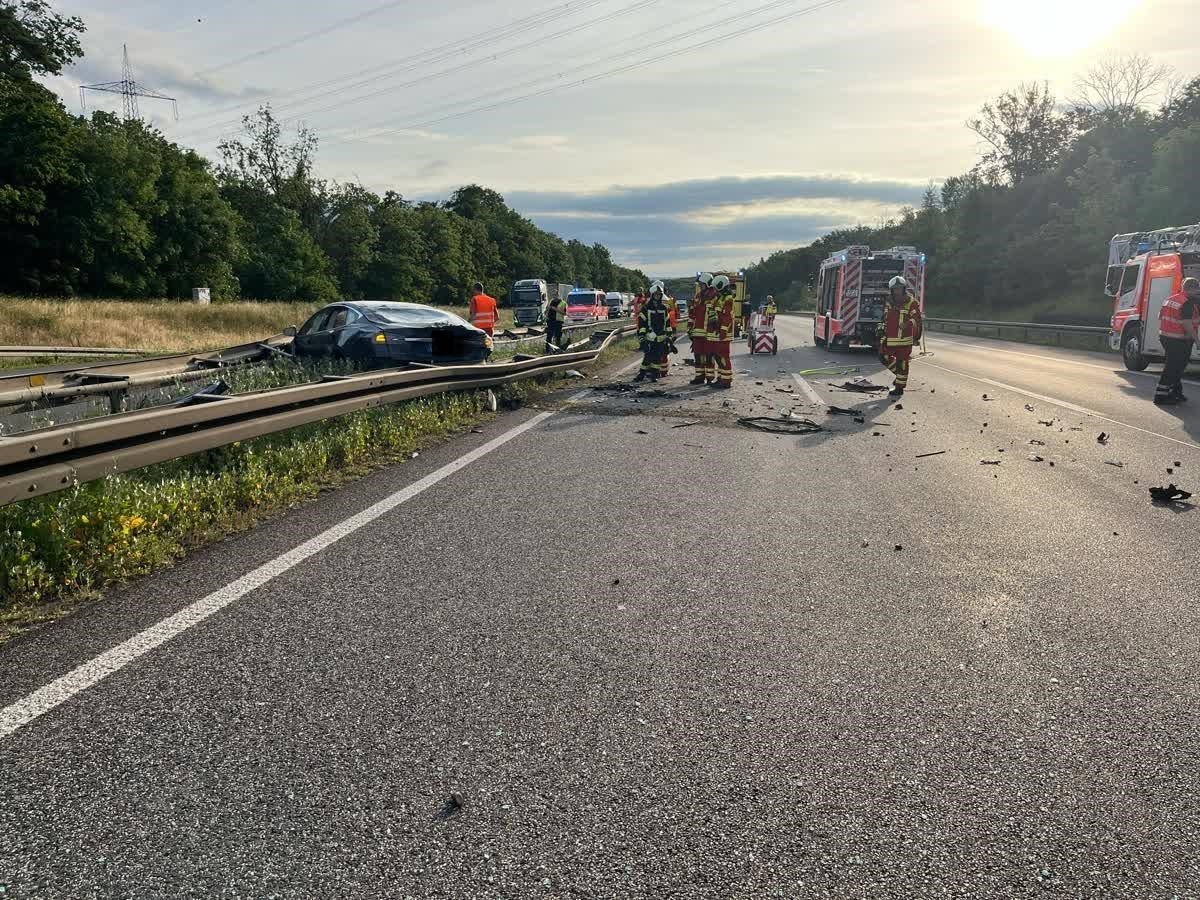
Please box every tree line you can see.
[0,1,648,304]
[746,57,1200,325]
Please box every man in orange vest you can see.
[1154,276,1200,406]
[469,281,499,336]
[877,276,922,397]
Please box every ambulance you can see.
[813,246,926,351]
[1106,223,1200,371]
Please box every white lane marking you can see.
[921,361,1200,452]
[0,411,557,741]
[930,335,1200,386]
[792,374,825,406]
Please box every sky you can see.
[44,0,1200,277]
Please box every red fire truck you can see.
[1107,223,1200,371]
[813,245,926,351]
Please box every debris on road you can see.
[635,429,649,435]
[827,406,859,417]
[983,394,996,401]
[565,370,586,379]
[835,378,886,393]
[737,416,824,435]
[915,450,948,459]
[1025,404,1035,412]
[775,386,795,394]
[1029,439,1046,446]
[1038,420,1054,427]
[1097,432,1110,445]
[1028,454,1045,462]
[980,459,1002,465]
[1150,484,1193,505]
[1104,460,1124,468]
[894,544,903,552]
[671,420,701,429]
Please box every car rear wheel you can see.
[1122,325,1149,372]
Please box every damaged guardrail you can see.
[0,334,297,413]
[924,317,1111,352]
[0,345,151,359]
[0,325,635,507]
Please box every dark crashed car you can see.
[291,301,493,366]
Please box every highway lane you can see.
[1,318,1199,898]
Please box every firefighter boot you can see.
[634,372,647,383]
[889,386,905,397]
[689,374,706,385]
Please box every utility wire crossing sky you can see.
[50,0,1196,275]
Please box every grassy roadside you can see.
[0,337,639,640]
[0,297,518,354]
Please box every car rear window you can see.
[368,306,469,327]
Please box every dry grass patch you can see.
[0,297,321,352]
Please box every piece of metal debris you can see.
[1104,460,1124,468]
[1029,439,1046,446]
[1038,420,1054,427]
[1097,432,1110,445]
[836,378,886,393]
[672,420,701,429]
[980,459,1002,465]
[736,416,824,435]
[916,450,948,459]
[1025,404,1035,412]
[1150,484,1193,504]
[826,406,859,417]
[1028,454,1045,462]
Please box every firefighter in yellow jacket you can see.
[706,274,736,389]
[876,276,922,397]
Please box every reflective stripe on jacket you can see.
[638,303,670,341]
[880,295,922,347]
[1159,291,1195,339]
[706,293,735,342]
[546,297,567,323]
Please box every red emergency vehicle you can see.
[813,245,926,351]
[566,288,610,323]
[1107,223,1200,371]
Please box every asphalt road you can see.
[2,316,1199,899]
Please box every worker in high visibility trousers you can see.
[468,281,499,336]
[706,274,736,389]
[635,282,673,382]
[1154,276,1200,406]
[545,289,568,353]
[877,275,922,397]
[765,295,778,319]
[689,272,715,385]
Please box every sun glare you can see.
[980,0,1144,57]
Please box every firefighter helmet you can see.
[712,274,731,292]
[1184,277,1200,294]
[649,280,665,296]
[697,272,714,287]
[888,276,908,290]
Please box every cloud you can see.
[527,209,857,276]
[506,174,933,219]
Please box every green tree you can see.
[0,0,83,80]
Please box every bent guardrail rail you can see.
[0,326,635,507]
[0,345,151,359]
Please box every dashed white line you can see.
[921,361,1200,452]
[792,374,825,406]
[0,410,558,741]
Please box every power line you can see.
[325,0,844,148]
[174,0,613,136]
[194,0,414,77]
[80,44,179,122]
[230,0,665,135]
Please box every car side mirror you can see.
[283,325,298,337]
